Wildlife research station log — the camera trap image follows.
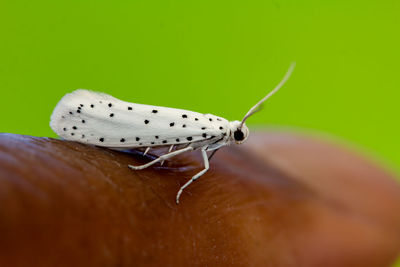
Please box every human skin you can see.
[0,132,399,267]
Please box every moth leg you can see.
[160,145,174,166]
[129,146,193,170]
[207,148,220,161]
[143,147,151,156]
[176,148,209,204]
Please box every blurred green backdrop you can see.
[0,0,399,174]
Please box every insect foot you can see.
[128,164,147,170]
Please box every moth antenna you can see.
[240,62,296,128]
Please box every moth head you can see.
[229,120,249,145]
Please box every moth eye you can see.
[233,130,245,141]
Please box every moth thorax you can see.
[229,120,249,145]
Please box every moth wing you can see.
[50,89,229,148]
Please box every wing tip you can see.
[50,89,115,137]
[49,89,90,136]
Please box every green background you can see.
[0,0,399,176]
[0,1,399,265]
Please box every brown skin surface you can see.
[0,132,399,267]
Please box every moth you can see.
[50,63,295,203]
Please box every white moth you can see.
[50,63,295,203]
